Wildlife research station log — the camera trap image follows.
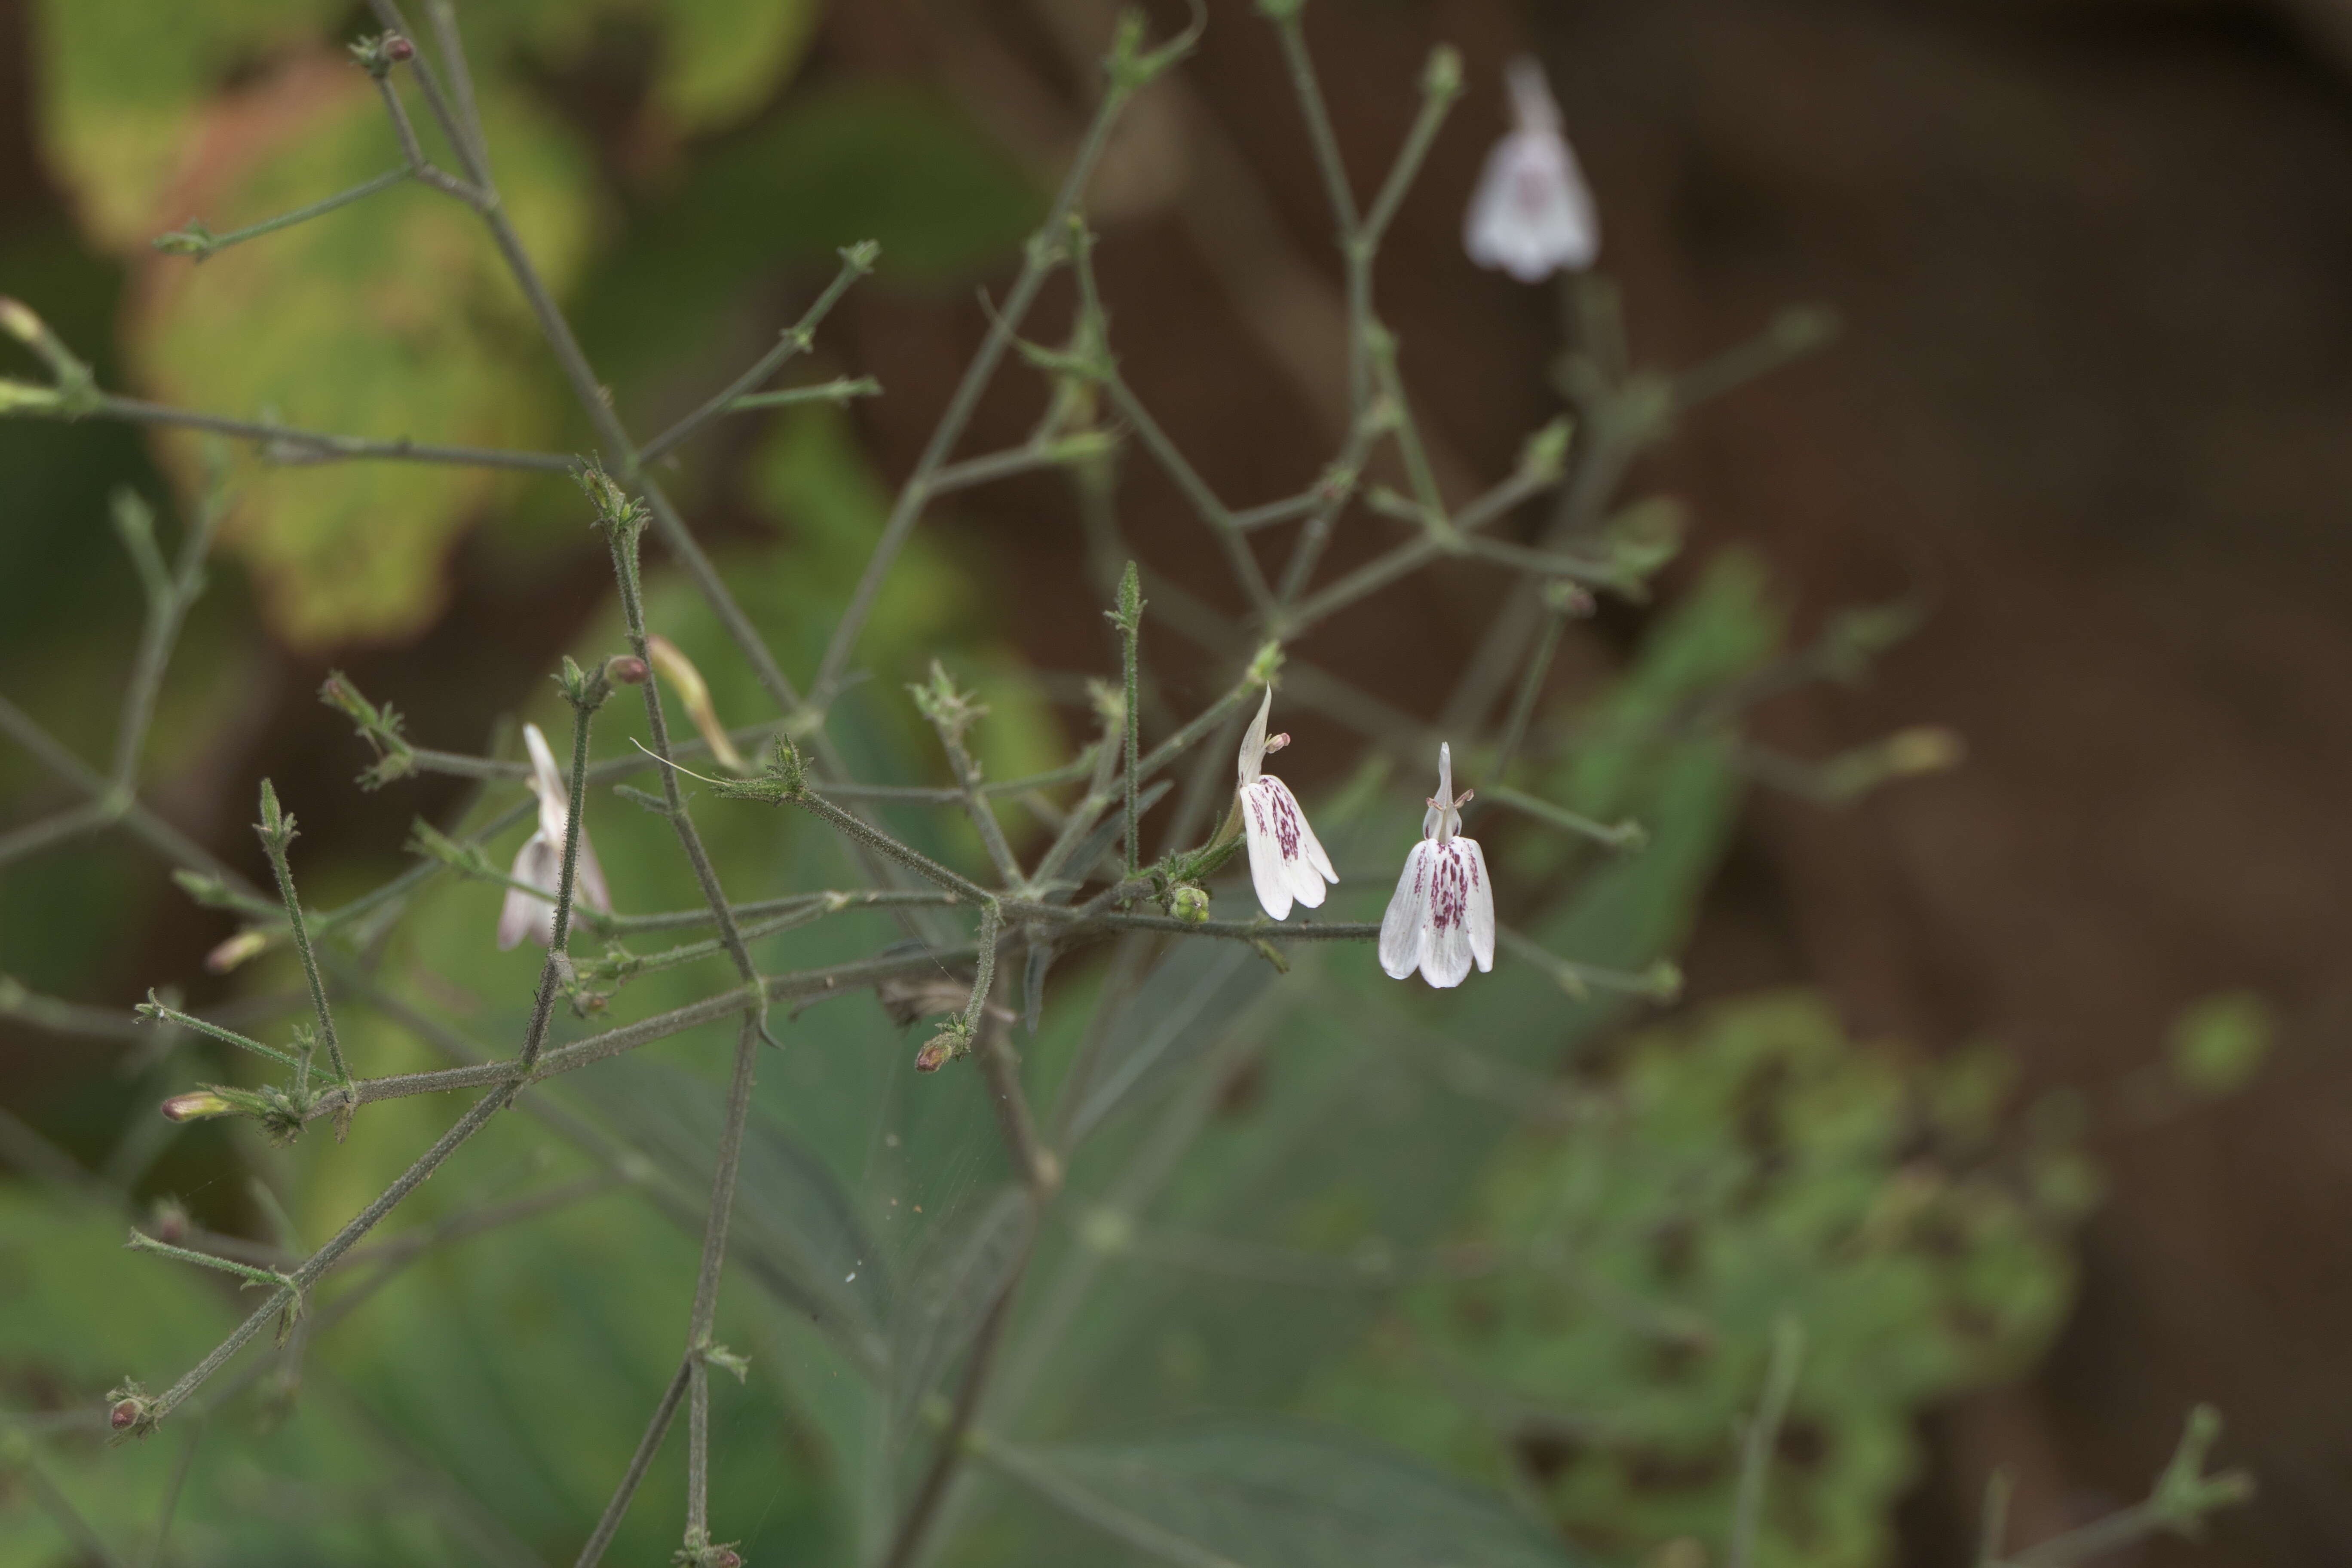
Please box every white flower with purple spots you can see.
[498,721,613,951]
[1464,56,1599,283]
[1237,687,1337,920]
[1380,743,1495,988]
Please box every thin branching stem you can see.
[599,506,765,992]
[1028,707,1127,892]
[1491,605,1568,784]
[928,440,1084,496]
[1274,409,1381,605]
[724,376,880,413]
[91,395,571,470]
[135,1001,301,1069]
[1268,15,1360,233]
[638,245,878,466]
[153,167,412,260]
[1115,563,1144,877]
[0,802,112,868]
[300,946,978,1122]
[815,76,1137,698]
[599,887,957,936]
[1727,1318,1805,1568]
[111,486,229,786]
[683,1014,760,1545]
[254,781,356,1110]
[147,1082,510,1425]
[789,789,996,905]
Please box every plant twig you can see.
[151,167,413,261]
[815,62,1144,699]
[1727,1316,1805,1568]
[637,244,879,466]
[254,781,357,1122]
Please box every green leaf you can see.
[122,77,593,643]
[1070,937,1271,1143]
[564,1054,888,1355]
[34,0,343,248]
[888,1183,1032,1446]
[1311,991,2086,1568]
[1000,1419,1588,1568]
[643,0,823,131]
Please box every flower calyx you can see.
[106,1380,158,1445]
[571,457,648,542]
[915,1020,974,1074]
[319,671,417,790]
[556,654,612,717]
[673,1530,744,1568]
[347,31,413,79]
[700,735,810,806]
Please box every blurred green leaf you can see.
[1313,991,2087,1568]
[640,0,823,131]
[1070,940,1272,1143]
[564,1053,889,1355]
[124,73,593,643]
[2167,990,2272,1098]
[1000,1418,1590,1568]
[889,1183,1032,1446]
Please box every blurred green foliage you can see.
[28,0,1026,643]
[1314,992,2092,1568]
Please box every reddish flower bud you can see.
[205,929,269,973]
[385,33,414,60]
[110,1398,141,1430]
[162,1091,234,1123]
[605,654,649,686]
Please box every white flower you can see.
[1464,56,1599,283]
[498,721,613,951]
[1379,743,1495,988]
[1237,687,1337,921]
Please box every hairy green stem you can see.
[254,781,355,1112]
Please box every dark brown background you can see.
[4,0,2349,1562]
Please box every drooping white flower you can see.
[1464,56,1599,283]
[1237,687,1337,921]
[498,721,613,951]
[1379,743,1495,988]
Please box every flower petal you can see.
[572,829,613,916]
[1464,130,1598,282]
[1424,741,1455,841]
[1505,55,1562,135]
[1268,779,1336,907]
[1238,685,1273,786]
[1241,782,1293,920]
[499,833,560,950]
[1463,836,1495,974]
[522,722,570,844]
[1380,840,1433,980]
[1419,840,1477,987]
